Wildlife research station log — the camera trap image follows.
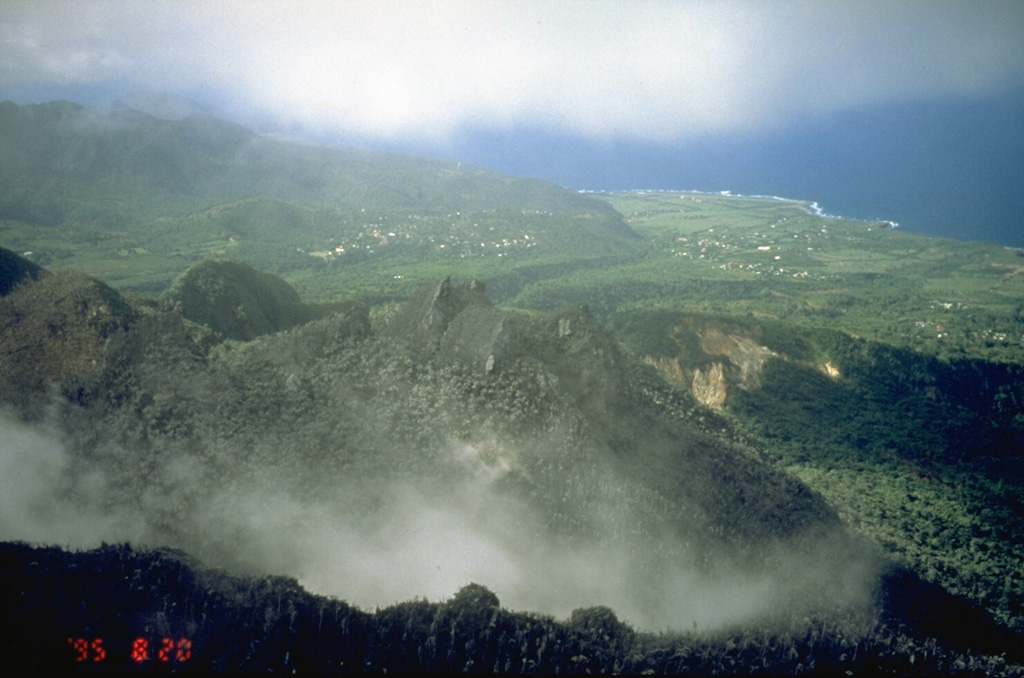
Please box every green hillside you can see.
[608,308,1024,628]
[3,102,1020,362]
[0,100,638,297]
[567,192,1024,632]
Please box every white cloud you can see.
[2,0,1022,141]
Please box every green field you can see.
[596,191,1024,363]
[11,188,1023,363]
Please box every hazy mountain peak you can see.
[107,91,211,120]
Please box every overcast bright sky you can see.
[3,0,1023,142]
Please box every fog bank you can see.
[0,410,881,632]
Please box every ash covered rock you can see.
[386,276,490,346]
[387,277,510,373]
[387,279,632,395]
[544,303,628,413]
[442,305,510,374]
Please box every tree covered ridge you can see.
[608,306,1024,632]
[0,244,47,295]
[2,542,1020,675]
[0,98,633,245]
[611,308,1024,468]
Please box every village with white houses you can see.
[304,208,543,263]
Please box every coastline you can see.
[582,188,900,229]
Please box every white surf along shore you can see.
[583,188,900,229]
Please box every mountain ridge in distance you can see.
[107,91,214,120]
[0,98,639,297]
[0,97,634,219]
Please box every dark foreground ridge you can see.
[2,541,1020,675]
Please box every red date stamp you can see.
[67,636,193,663]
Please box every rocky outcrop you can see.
[442,305,510,374]
[697,327,777,390]
[386,277,491,346]
[820,361,841,379]
[630,320,784,408]
[546,303,628,413]
[635,325,779,408]
[642,355,687,386]
[691,362,728,409]
[386,277,514,374]
[387,281,632,407]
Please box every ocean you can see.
[402,89,1024,248]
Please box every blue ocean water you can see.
[411,89,1024,248]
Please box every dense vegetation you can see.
[2,99,1024,672]
[4,101,1021,362]
[3,542,1020,675]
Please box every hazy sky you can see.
[3,1,1024,243]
